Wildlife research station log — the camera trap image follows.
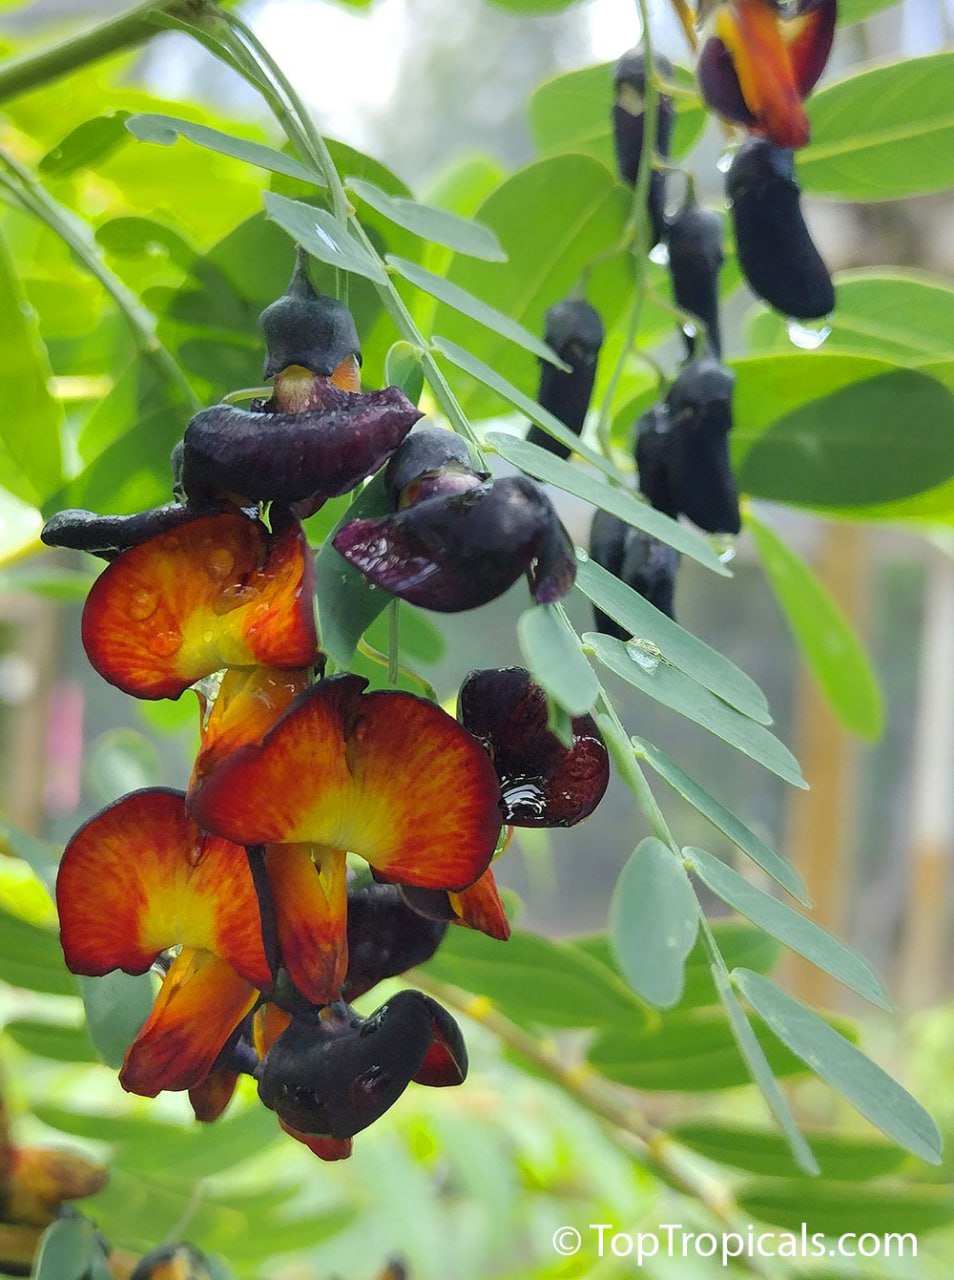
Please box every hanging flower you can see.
[187,674,502,1006]
[458,667,610,828]
[56,789,271,1098]
[697,0,836,149]
[399,867,511,942]
[80,510,319,700]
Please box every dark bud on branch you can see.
[612,48,674,247]
[526,298,604,459]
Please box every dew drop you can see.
[625,638,661,672]
[501,780,547,822]
[206,546,236,580]
[151,630,181,657]
[649,242,670,267]
[786,317,831,350]
[682,321,698,344]
[213,583,255,616]
[128,588,158,621]
[711,533,737,564]
[576,548,589,564]
[716,147,737,174]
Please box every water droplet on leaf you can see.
[786,317,831,350]
[625,638,662,672]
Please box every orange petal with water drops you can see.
[120,948,258,1096]
[82,511,318,700]
[265,844,348,1006]
[190,665,310,799]
[57,788,270,988]
[190,676,501,891]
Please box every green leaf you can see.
[347,177,505,261]
[314,473,394,667]
[0,816,60,894]
[486,433,729,575]
[669,1121,908,1180]
[263,192,387,283]
[40,111,131,174]
[634,737,809,903]
[0,566,95,603]
[0,232,63,505]
[517,604,599,717]
[738,1178,954,1235]
[32,1217,95,1280]
[486,0,577,10]
[0,907,76,996]
[575,554,770,723]
[423,926,652,1029]
[801,54,954,201]
[710,964,818,1175]
[528,61,707,169]
[87,729,163,805]
[746,511,883,739]
[840,0,900,21]
[734,970,943,1164]
[733,361,954,508]
[384,341,425,404]
[685,847,890,1009]
[79,972,153,1069]
[609,838,698,1008]
[432,337,618,480]
[4,1019,97,1064]
[587,1006,823,1092]
[126,113,324,185]
[748,270,954,361]
[587,634,806,788]
[431,155,631,419]
[388,256,564,366]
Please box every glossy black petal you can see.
[665,356,741,535]
[527,298,604,459]
[589,510,680,629]
[458,666,609,826]
[384,426,480,504]
[634,402,678,517]
[667,200,724,359]
[180,384,422,507]
[612,48,675,246]
[257,992,465,1138]
[333,476,576,612]
[727,138,835,320]
[39,501,230,559]
[260,252,361,380]
[342,882,446,1002]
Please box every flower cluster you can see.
[44,255,607,1159]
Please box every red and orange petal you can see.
[188,1068,239,1123]
[120,948,259,1097]
[191,665,310,798]
[253,1002,292,1059]
[265,844,348,1006]
[278,1119,353,1161]
[448,868,510,942]
[81,512,318,700]
[189,676,502,892]
[57,788,270,989]
[701,0,834,150]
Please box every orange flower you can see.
[57,789,270,1097]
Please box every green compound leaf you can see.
[734,970,943,1164]
[79,972,153,1069]
[517,604,599,717]
[801,53,954,202]
[634,737,808,903]
[587,635,806,788]
[263,192,386,283]
[669,1120,908,1181]
[127,113,324,185]
[685,847,890,1009]
[610,838,698,1008]
[575,554,770,723]
[747,510,883,739]
[347,177,505,261]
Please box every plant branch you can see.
[0,0,221,104]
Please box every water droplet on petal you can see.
[625,638,661,672]
[206,547,236,580]
[151,630,181,657]
[501,780,547,821]
[128,588,158,621]
[717,143,740,175]
[649,242,670,267]
[786,317,831,350]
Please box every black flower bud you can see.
[589,510,679,628]
[526,298,604,459]
[666,196,724,359]
[260,250,361,384]
[613,48,674,247]
[665,355,740,535]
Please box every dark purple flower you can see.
[526,298,604,460]
[342,882,447,1002]
[458,667,609,827]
